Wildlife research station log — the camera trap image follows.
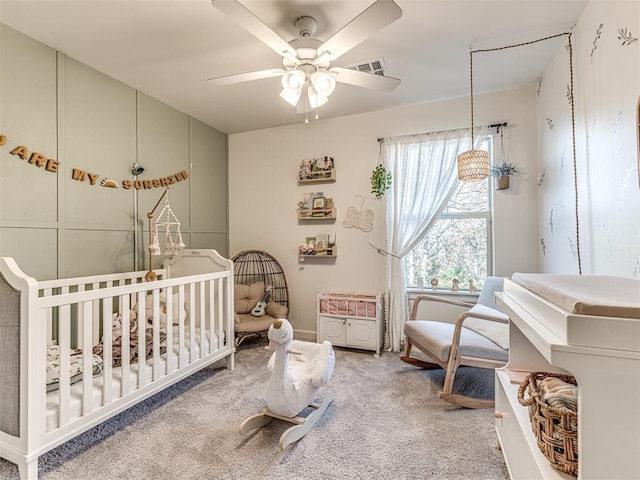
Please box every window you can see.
[404,137,493,291]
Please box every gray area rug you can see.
[0,341,508,479]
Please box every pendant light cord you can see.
[567,34,581,274]
[471,30,581,274]
[469,51,475,147]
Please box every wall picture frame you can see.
[312,196,327,210]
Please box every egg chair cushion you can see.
[234,281,265,314]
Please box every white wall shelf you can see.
[297,208,336,221]
[297,169,336,184]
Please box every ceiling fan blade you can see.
[317,0,402,62]
[207,68,286,86]
[330,67,400,92]
[211,0,297,60]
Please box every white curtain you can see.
[384,126,489,352]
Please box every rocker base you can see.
[238,392,334,449]
[438,391,494,409]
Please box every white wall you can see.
[229,87,539,338]
[537,0,639,277]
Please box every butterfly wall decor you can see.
[343,196,375,233]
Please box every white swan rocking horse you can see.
[239,318,335,448]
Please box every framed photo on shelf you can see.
[312,196,327,210]
[315,232,329,250]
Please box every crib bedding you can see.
[46,346,104,392]
[45,326,218,430]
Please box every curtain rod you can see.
[377,122,508,142]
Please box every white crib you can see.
[0,249,235,479]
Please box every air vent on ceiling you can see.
[345,57,387,76]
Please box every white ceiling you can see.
[0,0,589,135]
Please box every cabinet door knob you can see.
[494,411,503,419]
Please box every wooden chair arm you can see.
[447,310,509,369]
[409,294,476,321]
[458,311,509,325]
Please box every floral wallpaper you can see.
[537,0,639,277]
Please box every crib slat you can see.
[81,301,93,416]
[208,280,214,354]
[75,285,85,347]
[217,279,224,350]
[189,283,196,363]
[102,300,113,405]
[151,288,160,382]
[92,283,100,345]
[178,284,186,369]
[199,281,205,357]
[136,291,148,388]
[43,288,54,343]
[165,286,174,375]
[121,295,131,396]
[58,304,71,427]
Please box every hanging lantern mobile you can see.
[145,187,185,281]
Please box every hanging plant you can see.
[371,164,392,199]
[371,141,392,199]
[489,161,518,177]
[490,127,518,178]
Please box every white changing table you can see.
[494,274,640,479]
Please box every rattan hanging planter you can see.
[495,175,511,190]
[490,126,518,191]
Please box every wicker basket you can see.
[517,372,578,476]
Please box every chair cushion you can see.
[404,320,508,363]
[235,313,274,333]
[234,282,264,314]
[265,301,288,318]
[463,304,509,350]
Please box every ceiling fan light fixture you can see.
[310,71,336,97]
[308,86,329,109]
[280,87,302,107]
[282,69,305,91]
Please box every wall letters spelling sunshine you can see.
[0,134,188,190]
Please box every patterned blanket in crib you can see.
[92,313,167,368]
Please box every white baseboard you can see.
[293,328,316,342]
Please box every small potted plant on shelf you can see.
[490,161,518,190]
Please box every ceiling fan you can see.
[208,0,402,113]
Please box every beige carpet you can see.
[0,340,508,479]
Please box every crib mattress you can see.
[46,327,218,431]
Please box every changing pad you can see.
[511,273,640,318]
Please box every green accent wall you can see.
[0,24,228,280]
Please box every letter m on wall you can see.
[72,169,87,181]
